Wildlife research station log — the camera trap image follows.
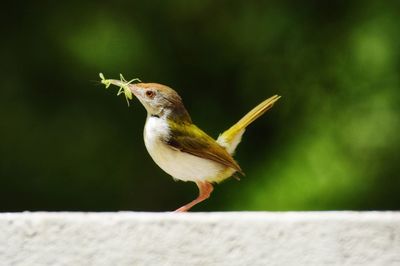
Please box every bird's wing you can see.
[165,121,243,175]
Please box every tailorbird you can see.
[100,74,280,212]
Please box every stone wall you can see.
[1,212,399,265]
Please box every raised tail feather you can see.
[217,95,281,154]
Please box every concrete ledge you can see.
[1,212,400,266]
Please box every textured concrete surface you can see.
[0,212,399,266]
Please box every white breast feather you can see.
[143,117,224,182]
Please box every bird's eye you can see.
[145,90,155,99]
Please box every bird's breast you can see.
[143,117,225,182]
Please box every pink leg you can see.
[174,182,214,212]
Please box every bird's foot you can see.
[173,181,214,212]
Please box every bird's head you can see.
[129,83,182,116]
[100,74,191,123]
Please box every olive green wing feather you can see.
[166,122,243,174]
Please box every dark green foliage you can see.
[1,1,399,211]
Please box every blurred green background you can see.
[1,1,399,212]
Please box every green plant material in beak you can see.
[99,73,141,106]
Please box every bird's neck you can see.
[145,105,193,146]
[145,114,169,138]
[149,104,192,125]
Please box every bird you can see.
[100,74,280,212]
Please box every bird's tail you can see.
[217,95,281,154]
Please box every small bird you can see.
[100,74,280,212]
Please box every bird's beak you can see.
[127,83,149,108]
[127,83,141,98]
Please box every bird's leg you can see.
[174,181,214,212]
